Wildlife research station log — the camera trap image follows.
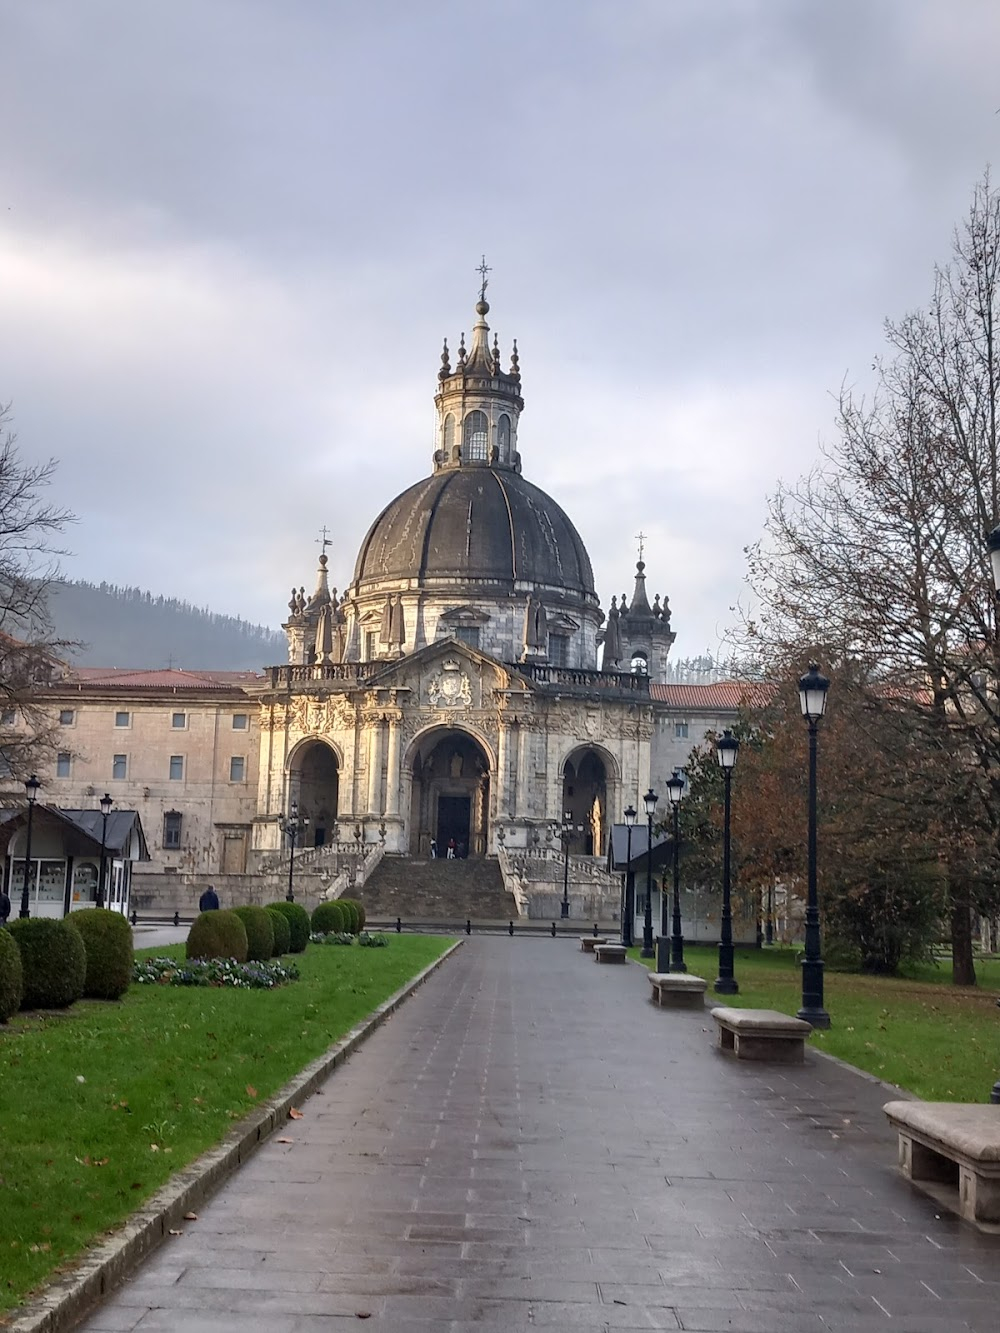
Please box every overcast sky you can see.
[4,0,1000,666]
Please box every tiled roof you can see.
[649,681,769,710]
[60,667,262,690]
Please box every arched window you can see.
[443,413,455,453]
[463,410,489,461]
[630,651,649,676]
[497,414,511,458]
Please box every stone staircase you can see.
[358,855,518,923]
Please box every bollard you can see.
[396,916,402,933]
[593,922,599,937]
[508,920,514,936]
[466,919,472,935]
[551,921,557,937]
[173,909,180,927]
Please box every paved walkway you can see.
[80,939,999,1332]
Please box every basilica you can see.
[17,280,746,922]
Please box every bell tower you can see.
[432,259,524,473]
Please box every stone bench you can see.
[593,943,627,964]
[580,936,608,953]
[883,1101,1000,1227]
[710,1007,812,1063]
[648,972,708,1009]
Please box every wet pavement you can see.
[79,937,1000,1332]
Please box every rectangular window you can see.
[171,712,186,729]
[455,625,481,649]
[112,753,127,780]
[364,632,376,660]
[229,755,245,782]
[59,709,75,726]
[675,721,689,739]
[163,811,182,849]
[232,713,248,730]
[115,710,130,728]
[169,755,184,780]
[548,634,569,666]
[56,752,72,778]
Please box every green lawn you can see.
[0,935,453,1312]
[632,944,1000,1104]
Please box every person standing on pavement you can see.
[198,884,220,911]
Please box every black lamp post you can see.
[560,812,583,919]
[797,663,831,1029]
[19,774,41,919]
[622,804,636,946]
[281,801,306,902]
[765,881,774,946]
[97,792,113,909]
[714,730,739,994]
[640,788,658,959]
[666,768,687,972]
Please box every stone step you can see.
[359,855,516,921]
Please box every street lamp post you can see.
[560,812,583,919]
[765,881,774,946]
[622,805,636,946]
[19,774,41,919]
[797,663,831,1029]
[714,731,739,994]
[97,792,113,909]
[281,801,306,902]
[640,788,658,959]
[666,768,687,972]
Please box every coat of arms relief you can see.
[428,659,473,708]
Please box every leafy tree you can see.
[677,664,947,976]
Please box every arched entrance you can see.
[289,740,340,847]
[562,748,609,856]
[408,730,491,857]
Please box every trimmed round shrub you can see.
[186,909,248,963]
[232,905,275,962]
[9,917,86,1010]
[267,900,310,953]
[355,900,366,931]
[0,927,24,1022]
[66,908,133,1000]
[266,905,291,957]
[339,899,360,934]
[312,901,346,935]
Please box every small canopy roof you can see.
[0,806,150,860]
[606,823,675,875]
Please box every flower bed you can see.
[310,931,389,948]
[133,956,299,988]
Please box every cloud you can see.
[2,0,1000,664]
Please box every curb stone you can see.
[3,938,463,1333]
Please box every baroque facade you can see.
[22,283,751,912]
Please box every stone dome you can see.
[352,467,596,598]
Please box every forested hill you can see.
[46,581,286,670]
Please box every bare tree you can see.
[0,404,74,789]
[741,172,1000,985]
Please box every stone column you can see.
[385,713,401,817]
[495,719,508,822]
[367,715,384,816]
[515,723,528,819]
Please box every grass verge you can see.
[0,935,452,1313]
[631,944,1000,1104]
